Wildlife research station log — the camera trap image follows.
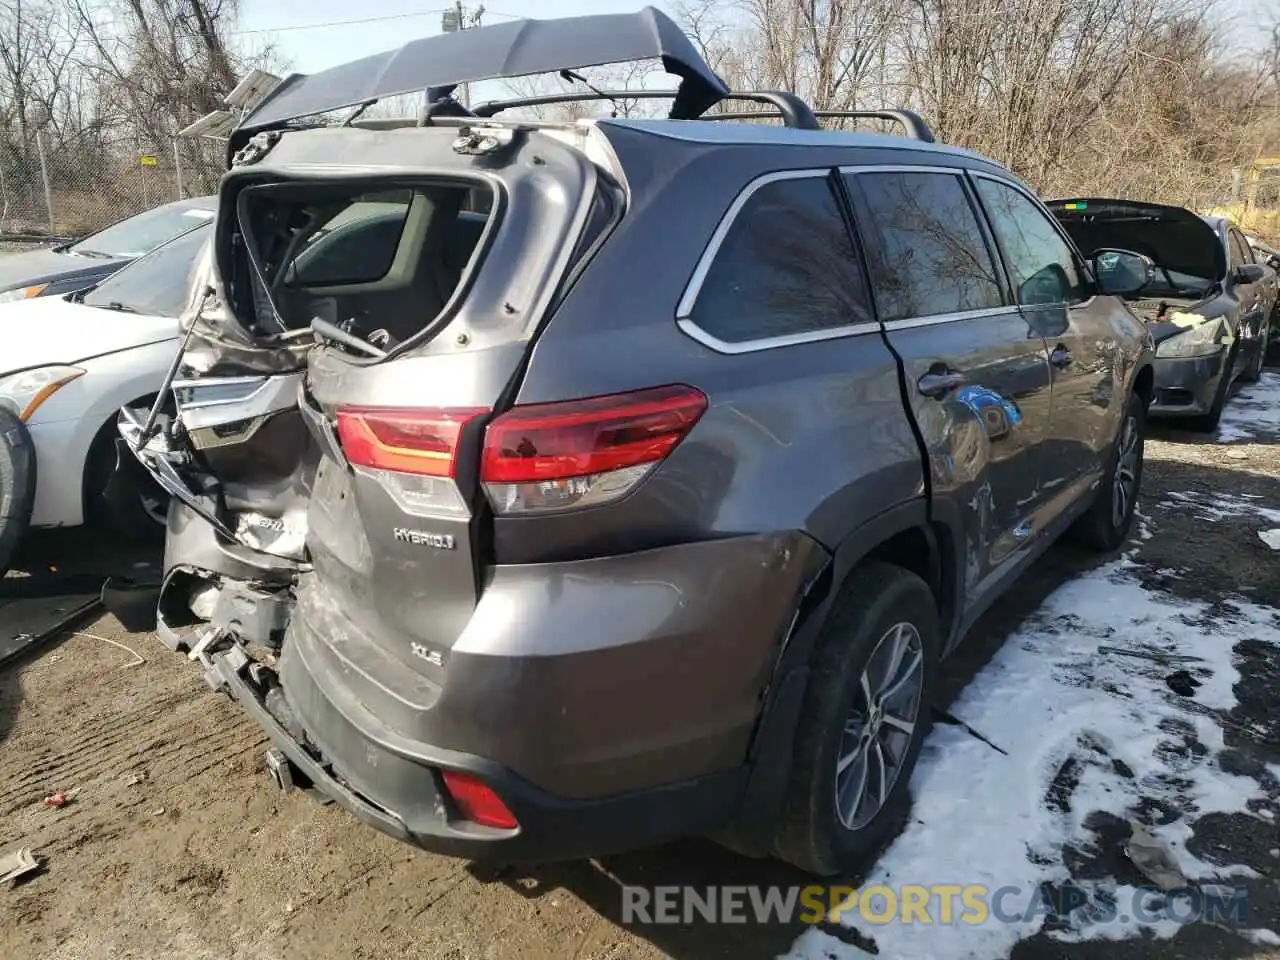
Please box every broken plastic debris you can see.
[0,848,39,886]
[1125,822,1188,892]
[1258,529,1280,551]
[42,791,70,808]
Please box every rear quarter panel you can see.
[508,128,929,563]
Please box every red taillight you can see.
[440,770,519,830]
[335,406,489,478]
[481,384,707,482]
[480,385,707,514]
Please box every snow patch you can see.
[1216,371,1280,442]
[781,561,1279,960]
[1160,490,1280,525]
[1259,529,1280,551]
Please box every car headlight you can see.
[1156,316,1229,359]
[0,284,49,304]
[0,365,85,421]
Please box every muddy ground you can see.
[2,382,1278,960]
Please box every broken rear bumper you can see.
[186,531,825,862]
[204,642,746,862]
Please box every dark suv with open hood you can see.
[119,8,1155,876]
[1049,199,1276,429]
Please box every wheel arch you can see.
[80,389,162,524]
[720,498,961,856]
[1133,361,1155,409]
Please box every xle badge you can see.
[393,528,456,550]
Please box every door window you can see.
[848,170,1004,321]
[974,179,1085,307]
[1229,230,1253,267]
[686,175,874,343]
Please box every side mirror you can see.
[1234,263,1266,285]
[1017,263,1071,307]
[1092,248,1151,297]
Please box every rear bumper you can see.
[202,531,825,861]
[211,645,746,862]
[1148,349,1228,417]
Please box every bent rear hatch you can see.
[128,118,623,670]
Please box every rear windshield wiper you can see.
[310,317,386,359]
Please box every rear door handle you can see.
[916,370,966,398]
[1050,345,1072,369]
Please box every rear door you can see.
[843,166,1053,609]
[971,174,1120,507]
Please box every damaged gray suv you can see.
[119,7,1156,876]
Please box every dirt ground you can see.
[2,381,1279,960]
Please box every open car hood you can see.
[231,6,730,154]
[1047,198,1226,284]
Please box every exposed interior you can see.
[226,180,495,353]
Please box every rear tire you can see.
[0,408,37,578]
[774,561,940,876]
[1071,391,1144,553]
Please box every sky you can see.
[237,0,678,76]
[236,0,1271,87]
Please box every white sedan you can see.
[0,221,210,570]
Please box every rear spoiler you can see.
[230,7,729,154]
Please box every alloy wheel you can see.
[1112,414,1139,530]
[835,621,925,831]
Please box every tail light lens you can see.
[440,770,518,830]
[334,386,707,518]
[336,406,488,518]
[480,384,707,515]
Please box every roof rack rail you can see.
[473,89,822,130]
[472,91,933,141]
[705,109,935,143]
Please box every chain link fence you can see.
[0,134,225,241]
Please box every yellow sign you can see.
[139,154,158,167]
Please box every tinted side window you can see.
[974,179,1085,307]
[688,176,873,343]
[850,171,1003,321]
[1229,230,1252,267]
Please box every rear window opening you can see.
[225,179,497,355]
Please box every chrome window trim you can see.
[881,306,1013,331]
[676,317,882,354]
[837,163,973,176]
